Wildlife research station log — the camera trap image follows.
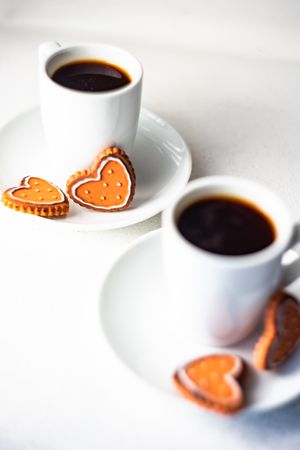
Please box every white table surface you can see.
[0,1,300,449]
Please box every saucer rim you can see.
[0,107,192,231]
[99,228,300,416]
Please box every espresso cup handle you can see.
[39,41,61,64]
[281,222,300,286]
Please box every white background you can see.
[0,1,300,449]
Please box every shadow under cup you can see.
[162,176,294,346]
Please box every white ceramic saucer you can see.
[100,229,300,414]
[0,108,191,230]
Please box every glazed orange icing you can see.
[179,354,243,408]
[73,158,130,209]
[10,177,64,204]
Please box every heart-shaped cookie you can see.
[66,147,136,212]
[253,291,300,369]
[2,176,69,216]
[173,354,244,414]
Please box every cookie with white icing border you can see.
[173,354,245,414]
[2,176,69,217]
[66,147,136,212]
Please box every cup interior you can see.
[170,176,293,260]
[45,44,142,89]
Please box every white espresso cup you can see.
[162,176,300,346]
[39,42,143,180]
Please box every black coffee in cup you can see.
[52,60,131,92]
[178,196,275,256]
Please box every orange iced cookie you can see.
[2,176,69,217]
[253,291,300,370]
[66,147,136,212]
[173,354,244,414]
